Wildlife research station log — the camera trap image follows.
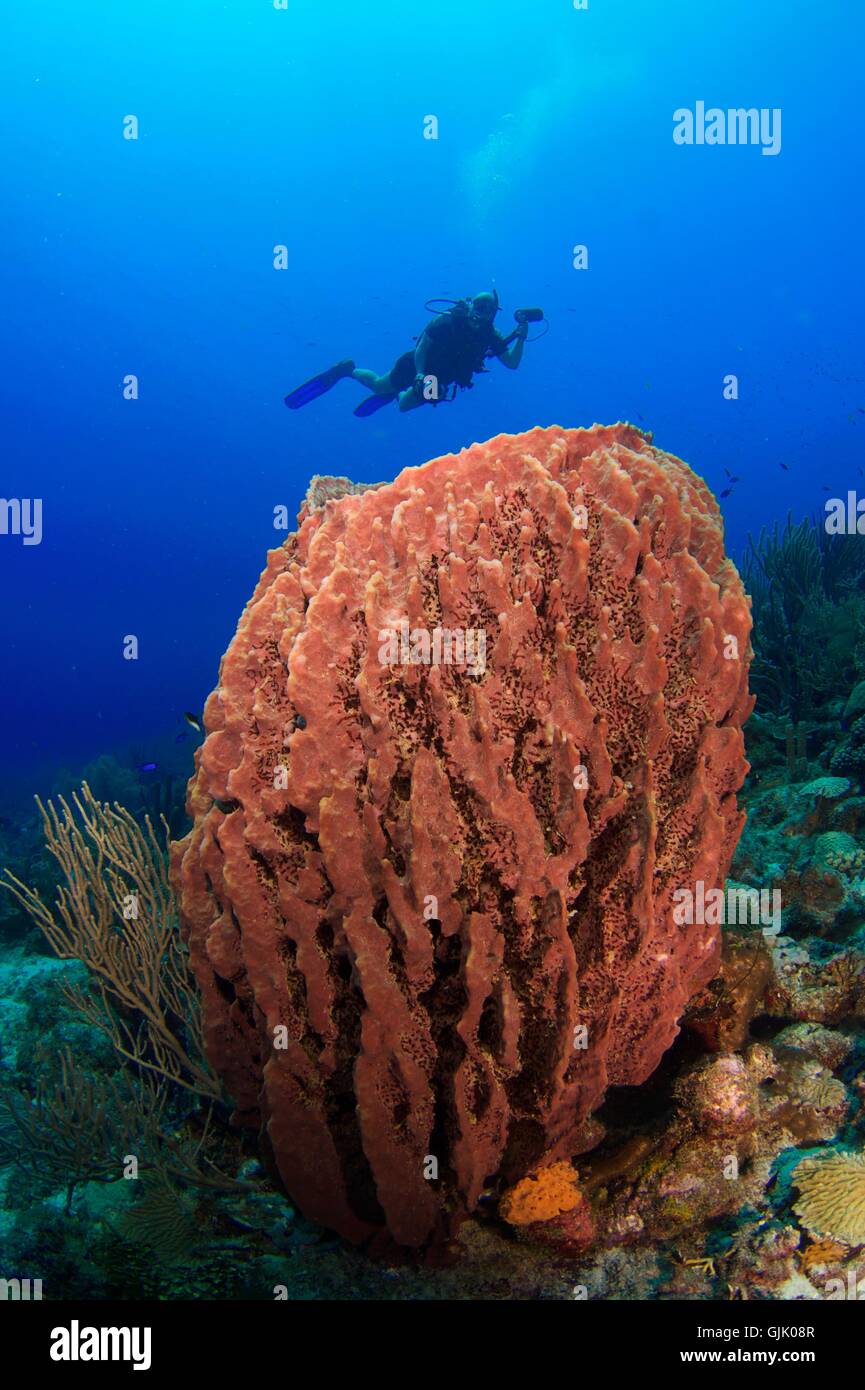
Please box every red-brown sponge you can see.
[171,423,753,1248]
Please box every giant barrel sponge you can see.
[171,424,753,1248]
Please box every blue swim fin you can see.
[354,392,396,418]
[284,359,355,409]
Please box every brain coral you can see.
[171,423,753,1250]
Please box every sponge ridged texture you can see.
[171,424,753,1247]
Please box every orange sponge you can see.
[500,1161,584,1226]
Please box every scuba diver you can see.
[284,291,545,418]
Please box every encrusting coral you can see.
[172,423,753,1249]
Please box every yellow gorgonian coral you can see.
[793,1152,865,1246]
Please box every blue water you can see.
[2,0,862,803]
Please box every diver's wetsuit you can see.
[389,313,510,397]
[386,350,420,394]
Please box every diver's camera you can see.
[514,307,544,324]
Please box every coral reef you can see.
[763,940,865,1023]
[5,441,864,1297]
[742,513,865,728]
[831,715,865,778]
[488,884,863,1276]
[172,423,753,1249]
[682,932,773,1051]
[733,772,865,940]
[565,1044,840,1250]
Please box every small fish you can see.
[724,468,735,478]
[720,487,734,498]
[821,486,830,492]
[183,711,203,734]
[294,714,307,731]
[138,761,158,774]
[779,462,789,471]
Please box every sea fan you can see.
[117,1173,199,1267]
[793,1151,865,1246]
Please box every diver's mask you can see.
[468,290,500,324]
